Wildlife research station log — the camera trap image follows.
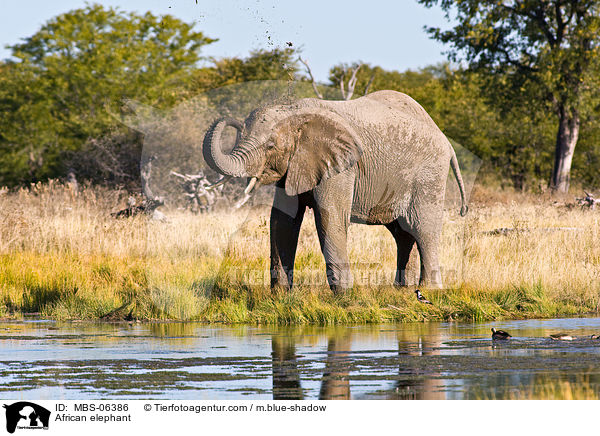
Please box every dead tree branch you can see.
[577,191,599,210]
[112,155,165,220]
[298,57,323,99]
[141,155,157,200]
[300,57,366,100]
[171,170,224,213]
[342,65,361,100]
[364,72,376,95]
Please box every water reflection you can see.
[319,330,351,400]
[148,323,198,338]
[0,318,599,399]
[271,334,303,400]
[391,325,445,400]
[270,329,352,400]
[269,326,447,400]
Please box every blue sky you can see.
[0,0,451,81]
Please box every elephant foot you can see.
[329,284,348,295]
[418,280,444,290]
[419,268,443,289]
[393,270,412,288]
[270,267,293,291]
[326,270,353,295]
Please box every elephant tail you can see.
[450,146,469,217]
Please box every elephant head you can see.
[202,105,364,196]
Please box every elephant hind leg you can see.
[385,220,416,287]
[410,194,445,288]
[414,233,443,288]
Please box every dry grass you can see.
[0,181,599,322]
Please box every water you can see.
[1,317,599,400]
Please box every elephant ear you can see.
[284,112,363,196]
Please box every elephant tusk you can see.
[206,175,231,190]
[233,194,252,209]
[243,177,259,195]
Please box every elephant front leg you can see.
[270,187,305,291]
[314,209,352,293]
[312,173,355,293]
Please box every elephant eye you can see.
[266,141,276,150]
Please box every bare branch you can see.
[300,57,365,101]
[345,65,361,100]
[364,72,376,95]
[170,170,229,213]
[140,155,157,200]
[577,191,599,210]
[298,57,323,99]
[340,70,346,100]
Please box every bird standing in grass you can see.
[491,328,511,340]
[549,333,574,341]
[414,289,433,305]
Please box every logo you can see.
[3,402,50,434]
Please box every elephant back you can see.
[361,90,440,133]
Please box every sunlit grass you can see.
[512,382,599,400]
[0,182,599,322]
[477,376,600,400]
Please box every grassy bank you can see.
[0,181,599,323]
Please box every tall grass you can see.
[0,181,598,322]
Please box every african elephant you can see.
[203,90,468,292]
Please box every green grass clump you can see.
[0,252,598,323]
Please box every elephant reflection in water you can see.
[271,327,446,400]
[389,325,445,400]
[271,330,351,400]
[271,334,304,400]
[318,331,352,400]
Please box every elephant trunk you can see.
[203,117,249,177]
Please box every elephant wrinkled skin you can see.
[203,90,468,292]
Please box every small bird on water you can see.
[491,328,511,340]
[415,289,433,305]
[549,333,574,341]
[591,334,600,340]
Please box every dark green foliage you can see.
[416,0,600,192]
[0,3,214,186]
[190,48,299,91]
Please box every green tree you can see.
[417,0,600,193]
[328,63,438,97]
[188,48,299,93]
[0,3,215,186]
